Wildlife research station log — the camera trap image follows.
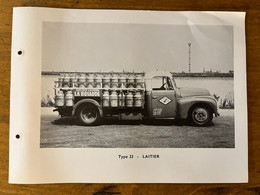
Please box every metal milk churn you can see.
[78,74,86,88]
[86,74,94,88]
[94,74,102,88]
[71,76,78,88]
[119,75,126,88]
[102,75,111,88]
[135,75,144,88]
[126,91,134,107]
[111,75,118,88]
[134,91,142,107]
[127,75,135,88]
[65,91,74,106]
[69,73,74,87]
[55,91,64,106]
[110,90,118,107]
[58,74,64,88]
[118,91,125,107]
[63,74,70,88]
[102,90,110,107]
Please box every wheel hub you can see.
[193,108,208,122]
[82,108,97,122]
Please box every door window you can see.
[152,77,173,90]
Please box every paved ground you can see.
[40,108,234,148]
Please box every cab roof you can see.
[145,70,172,79]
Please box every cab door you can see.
[151,76,177,118]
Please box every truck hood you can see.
[179,87,210,97]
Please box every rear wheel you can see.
[189,106,213,126]
[77,104,100,126]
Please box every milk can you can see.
[55,91,64,106]
[110,91,118,107]
[126,91,134,107]
[135,75,144,88]
[127,75,135,88]
[118,91,125,107]
[102,75,111,88]
[58,74,64,88]
[78,74,86,88]
[134,91,142,107]
[71,77,78,88]
[94,75,102,88]
[119,75,126,88]
[63,74,70,88]
[86,74,94,88]
[65,91,74,106]
[102,91,110,107]
[69,74,76,87]
[111,75,118,88]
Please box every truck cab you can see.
[144,71,219,125]
[54,71,219,126]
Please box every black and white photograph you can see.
[9,8,247,184]
[40,22,234,148]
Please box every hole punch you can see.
[15,134,20,139]
[17,50,23,55]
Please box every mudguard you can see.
[177,96,219,119]
[72,99,103,117]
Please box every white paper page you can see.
[10,7,247,183]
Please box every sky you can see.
[42,22,233,73]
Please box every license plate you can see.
[74,89,100,97]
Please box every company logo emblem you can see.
[159,96,172,105]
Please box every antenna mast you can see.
[188,43,191,73]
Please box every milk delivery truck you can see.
[54,71,219,126]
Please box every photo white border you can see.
[9,7,247,183]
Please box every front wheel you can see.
[77,104,100,126]
[189,106,213,126]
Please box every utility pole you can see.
[188,43,191,73]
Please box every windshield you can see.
[171,77,177,88]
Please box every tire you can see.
[189,106,213,126]
[77,104,100,126]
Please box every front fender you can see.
[72,99,103,117]
[177,96,218,119]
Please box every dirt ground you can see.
[40,108,234,148]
